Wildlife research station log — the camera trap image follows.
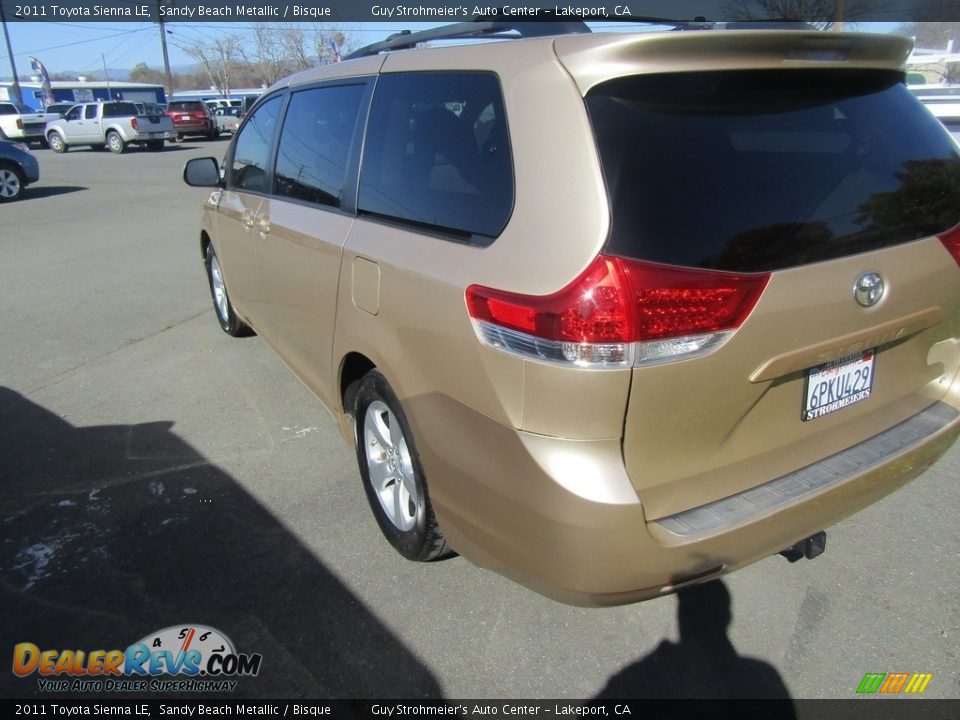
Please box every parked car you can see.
[183,22,960,606]
[166,100,218,141]
[211,107,242,136]
[0,101,60,146]
[0,139,39,202]
[45,101,175,153]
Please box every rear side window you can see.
[103,103,138,117]
[274,83,365,209]
[230,95,283,193]
[587,70,960,272]
[358,71,513,240]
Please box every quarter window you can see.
[231,95,283,193]
[274,84,365,209]
[358,72,513,239]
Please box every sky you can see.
[1,22,428,76]
[2,19,908,78]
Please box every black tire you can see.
[0,162,25,202]
[209,127,220,141]
[204,245,252,337]
[47,132,67,153]
[354,370,451,562]
[106,131,125,154]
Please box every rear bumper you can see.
[411,393,960,606]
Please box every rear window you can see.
[168,102,206,113]
[103,102,139,118]
[358,71,513,241]
[587,70,960,272]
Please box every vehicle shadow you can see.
[595,580,796,710]
[0,387,443,699]
[20,186,87,200]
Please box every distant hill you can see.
[2,64,199,84]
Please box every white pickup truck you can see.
[0,101,60,146]
[44,101,175,154]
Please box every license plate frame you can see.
[802,350,875,422]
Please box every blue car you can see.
[0,139,40,202]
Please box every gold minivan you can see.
[184,21,960,606]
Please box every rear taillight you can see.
[131,117,138,130]
[939,224,960,267]
[466,255,769,368]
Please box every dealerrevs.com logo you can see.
[12,624,262,693]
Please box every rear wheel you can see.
[354,371,451,561]
[204,245,252,337]
[0,162,25,202]
[106,131,125,154]
[47,132,67,153]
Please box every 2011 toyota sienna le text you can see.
[183,22,960,606]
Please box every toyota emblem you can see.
[854,272,885,308]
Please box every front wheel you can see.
[47,133,67,153]
[0,163,25,202]
[106,131,125,154]
[354,371,451,561]
[204,245,252,337]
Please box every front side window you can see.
[358,71,513,239]
[274,83,365,209]
[230,95,283,194]
[65,106,82,121]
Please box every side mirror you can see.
[183,157,221,188]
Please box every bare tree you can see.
[724,0,873,28]
[248,24,296,86]
[175,35,245,98]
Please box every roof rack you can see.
[345,20,591,60]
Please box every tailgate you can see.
[570,35,960,519]
[624,239,960,520]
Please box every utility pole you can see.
[157,0,174,100]
[833,0,845,31]
[0,2,23,103]
[102,53,112,99]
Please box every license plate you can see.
[148,133,163,138]
[802,350,875,421]
[180,114,190,121]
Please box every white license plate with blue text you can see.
[803,350,875,421]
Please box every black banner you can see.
[3,699,960,720]
[1,0,959,23]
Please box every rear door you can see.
[255,79,371,408]
[584,67,960,520]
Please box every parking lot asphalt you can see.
[1,140,959,701]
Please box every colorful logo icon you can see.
[12,624,262,692]
[856,672,933,695]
